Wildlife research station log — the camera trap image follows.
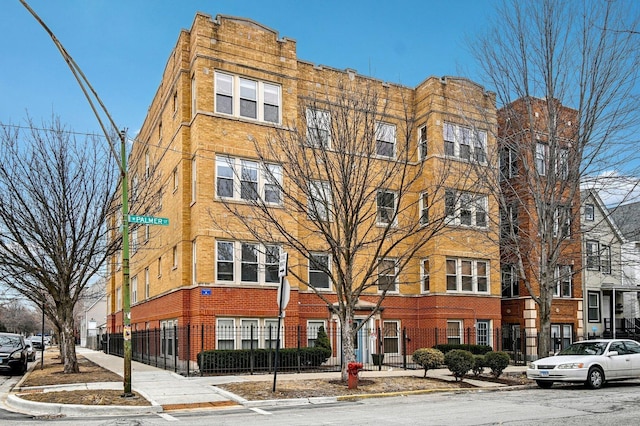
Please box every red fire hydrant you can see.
[347,362,363,389]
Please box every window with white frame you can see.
[378,259,397,292]
[309,253,330,289]
[588,291,600,322]
[131,228,138,254]
[419,192,429,226]
[584,203,595,221]
[172,246,178,269]
[216,156,282,204]
[500,204,518,239]
[216,318,281,350]
[536,143,548,175]
[376,122,396,158]
[144,225,150,244]
[216,318,235,349]
[421,259,430,292]
[145,267,150,299]
[446,258,489,293]
[586,240,600,270]
[308,180,331,221]
[445,189,488,228]
[383,321,400,354]
[501,264,519,298]
[306,108,331,148]
[553,206,571,238]
[241,319,259,349]
[443,122,487,162]
[216,240,281,284]
[557,147,569,179]
[191,157,197,203]
[554,265,572,298]
[500,146,518,180]
[418,125,427,160]
[214,72,281,123]
[307,320,327,347]
[601,245,611,274]
[476,320,490,346]
[131,275,138,304]
[377,190,396,225]
[447,320,462,344]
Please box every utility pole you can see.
[120,130,132,397]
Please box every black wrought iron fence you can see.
[102,324,540,376]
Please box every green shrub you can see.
[197,346,330,374]
[483,351,510,378]
[315,326,332,359]
[433,344,492,355]
[444,349,475,381]
[472,354,485,376]
[412,348,445,377]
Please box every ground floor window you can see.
[588,291,600,322]
[551,324,573,352]
[476,320,491,347]
[307,320,327,347]
[160,319,178,357]
[383,321,400,354]
[216,317,280,349]
[447,320,462,344]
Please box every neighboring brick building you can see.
[498,97,584,359]
[106,13,502,365]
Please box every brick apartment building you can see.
[106,13,504,365]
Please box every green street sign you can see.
[128,215,169,226]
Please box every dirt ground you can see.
[16,350,531,406]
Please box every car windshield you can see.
[557,342,607,356]
[0,336,21,347]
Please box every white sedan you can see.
[527,339,640,389]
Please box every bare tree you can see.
[214,76,484,380]
[471,0,640,357]
[0,117,119,373]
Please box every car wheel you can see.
[536,380,553,389]
[586,366,604,389]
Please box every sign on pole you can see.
[277,277,290,311]
[278,252,288,278]
[128,215,169,226]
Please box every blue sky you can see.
[1,0,495,135]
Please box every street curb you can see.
[5,394,163,417]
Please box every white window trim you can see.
[447,320,463,344]
[214,71,281,124]
[419,192,429,226]
[383,320,401,354]
[306,108,331,148]
[216,240,281,285]
[536,143,548,176]
[443,122,487,163]
[308,180,332,221]
[216,156,283,205]
[584,203,595,221]
[145,267,150,299]
[554,265,572,298]
[309,253,331,290]
[446,258,490,294]
[216,317,282,349]
[378,258,398,293]
[418,125,427,160]
[377,189,397,226]
[307,320,328,347]
[375,122,396,159]
[131,275,138,304]
[421,258,430,293]
[445,190,488,228]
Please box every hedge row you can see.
[197,347,330,373]
[433,344,493,355]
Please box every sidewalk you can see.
[2,347,528,417]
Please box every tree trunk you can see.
[58,304,79,373]
[339,314,356,382]
[538,281,553,358]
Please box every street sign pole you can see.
[272,252,288,392]
[121,130,133,397]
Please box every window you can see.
[216,318,281,350]
[446,258,490,293]
[554,265,572,298]
[421,259,430,292]
[214,72,281,123]
[216,319,235,349]
[306,108,331,148]
[557,147,569,179]
[241,243,258,282]
[173,91,178,114]
[308,181,331,221]
[419,192,429,225]
[216,156,282,204]
[216,240,281,284]
[307,320,326,347]
[501,264,519,298]
[191,74,196,118]
[585,203,595,221]
[145,267,150,299]
[551,324,572,351]
[172,246,178,269]
[383,321,400,354]
[131,229,138,254]
[144,225,150,244]
[241,319,259,349]
[131,275,137,304]
[157,257,161,278]
[145,150,150,179]
[376,122,396,158]
[378,259,397,292]
[588,291,600,322]
[418,125,427,160]
[586,240,600,270]
[191,157,197,203]
[445,190,488,228]
[447,320,462,344]
[476,320,490,346]
[377,190,396,225]
[601,245,611,274]
[553,206,571,238]
[536,143,547,175]
[500,204,518,239]
[309,253,330,289]
[443,122,487,163]
[500,146,518,180]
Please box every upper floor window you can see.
[418,125,427,160]
[501,264,519,298]
[377,190,397,225]
[215,72,281,124]
[500,146,518,180]
[554,265,572,298]
[376,122,396,158]
[216,156,282,204]
[443,122,487,163]
[419,192,429,226]
[216,240,281,284]
[378,259,397,292]
[308,180,332,221]
[309,253,331,289]
[556,147,569,179]
[586,240,600,270]
[536,143,548,176]
[584,203,595,221]
[445,189,487,228]
[446,258,489,293]
[421,259,430,292]
[553,206,571,238]
[306,108,331,148]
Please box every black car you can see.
[0,332,29,375]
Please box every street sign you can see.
[128,215,169,226]
[278,252,288,278]
[201,289,211,296]
[277,277,290,310]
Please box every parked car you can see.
[30,335,45,350]
[527,339,640,389]
[23,339,36,362]
[0,332,29,375]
